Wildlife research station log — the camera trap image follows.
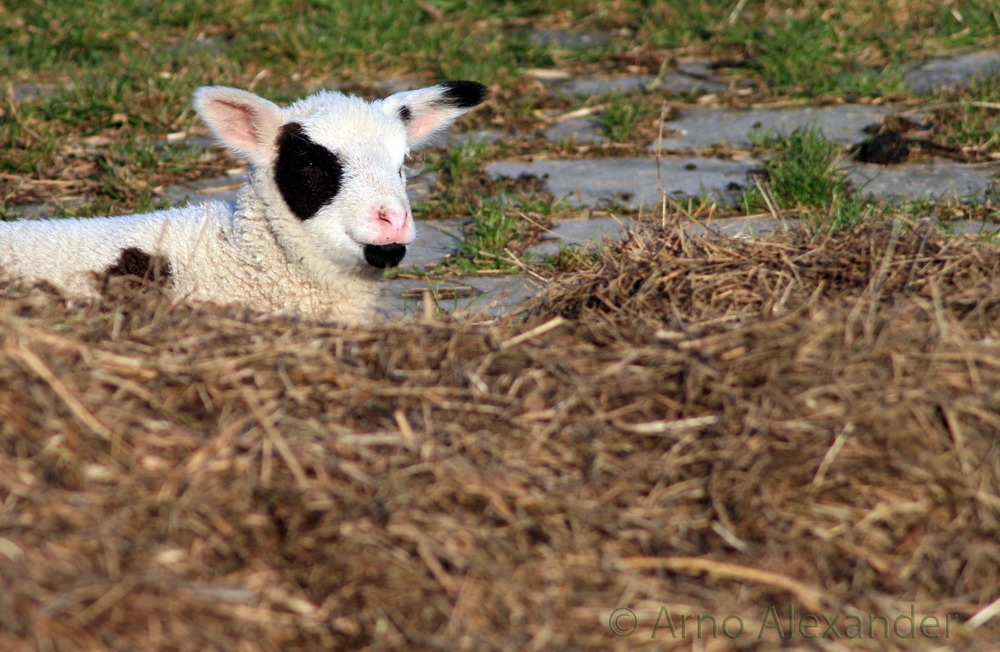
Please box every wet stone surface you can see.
[656,73,732,96]
[379,274,538,320]
[487,157,760,209]
[543,118,607,144]
[847,162,1000,202]
[553,75,654,98]
[445,129,506,147]
[527,217,637,258]
[400,220,466,268]
[553,73,731,98]
[904,51,1000,93]
[652,105,896,150]
[946,220,1000,236]
[163,173,246,207]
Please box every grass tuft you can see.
[744,127,873,229]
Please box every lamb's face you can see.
[274,96,414,273]
[193,82,488,276]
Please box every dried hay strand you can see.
[0,222,998,650]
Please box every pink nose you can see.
[371,205,412,244]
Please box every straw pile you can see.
[1,221,998,650]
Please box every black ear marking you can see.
[274,122,344,220]
[437,81,489,109]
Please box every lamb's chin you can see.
[363,244,406,269]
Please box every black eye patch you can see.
[274,122,344,220]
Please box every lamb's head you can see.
[192,82,488,277]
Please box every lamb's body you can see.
[0,173,379,322]
[0,81,488,323]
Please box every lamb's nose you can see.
[372,205,412,243]
[363,243,407,269]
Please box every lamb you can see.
[0,81,489,323]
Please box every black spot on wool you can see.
[274,122,344,220]
[104,247,171,281]
[437,81,489,109]
[99,247,172,299]
[363,244,407,269]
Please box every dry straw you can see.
[1,221,998,650]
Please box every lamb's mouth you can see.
[362,243,407,269]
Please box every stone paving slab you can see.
[527,217,636,258]
[445,129,506,147]
[487,157,759,208]
[942,220,1000,235]
[401,220,466,268]
[404,172,437,203]
[554,76,654,97]
[554,74,730,98]
[525,215,802,258]
[163,172,246,207]
[847,162,1000,202]
[543,118,606,144]
[379,274,538,319]
[946,220,1000,236]
[652,105,895,150]
[656,73,733,96]
[462,275,540,315]
[904,51,1000,93]
[488,154,997,209]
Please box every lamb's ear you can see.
[193,86,284,165]
[377,81,489,149]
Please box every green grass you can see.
[1,0,998,243]
[442,189,572,274]
[411,140,492,222]
[450,198,527,273]
[744,127,873,230]
[933,75,1000,150]
[600,93,660,143]
[0,1,550,82]
[730,157,997,241]
[735,16,905,96]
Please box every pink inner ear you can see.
[212,100,263,151]
[405,110,448,145]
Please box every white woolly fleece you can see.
[0,82,488,324]
[0,173,380,322]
